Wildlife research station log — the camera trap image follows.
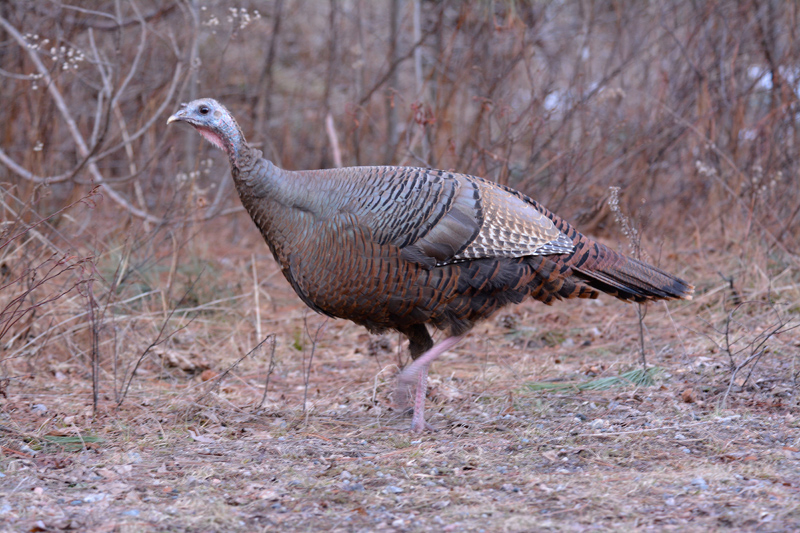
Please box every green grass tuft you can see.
[525,367,662,392]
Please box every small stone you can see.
[691,477,708,490]
[342,482,364,492]
[385,485,403,493]
[339,470,352,480]
[31,404,48,414]
[674,433,686,440]
[257,490,279,500]
[590,419,607,429]
[126,451,143,464]
[20,444,37,456]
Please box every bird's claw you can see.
[410,418,437,433]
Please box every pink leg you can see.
[396,335,465,433]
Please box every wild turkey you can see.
[168,98,693,432]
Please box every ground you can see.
[1,243,799,532]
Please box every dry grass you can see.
[1,227,797,531]
[2,1,800,531]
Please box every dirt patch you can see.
[2,397,798,531]
[2,275,798,531]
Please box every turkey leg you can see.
[395,335,465,432]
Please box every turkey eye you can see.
[199,105,210,115]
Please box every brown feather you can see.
[169,98,694,358]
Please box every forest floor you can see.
[1,233,799,532]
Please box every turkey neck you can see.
[228,144,332,263]
[229,146,323,214]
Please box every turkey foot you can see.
[394,335,465,433]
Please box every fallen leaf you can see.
[681,388,696,403]
[542,451,559,462]
[200,369,219,381]
[153,347,210,373]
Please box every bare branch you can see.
[325,113,342,168]
[0,15,162,223]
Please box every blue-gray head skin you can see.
[167,98,248,168]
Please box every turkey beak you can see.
[167,104,188,125]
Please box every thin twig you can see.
[252,254,262,341]
[325,114,342,168]
[258,335,278,409]
[83,277,100,416]
[196,334,275,405]
[0,188,100,254]
[722,349,766,409]
[302,315,328,416]
[117,268,205,405]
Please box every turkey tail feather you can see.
[571,241,693,303]
[528,200,694,304]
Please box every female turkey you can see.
[168,98,693,432]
